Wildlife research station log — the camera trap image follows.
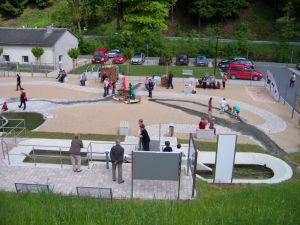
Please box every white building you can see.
[0,27,79,67]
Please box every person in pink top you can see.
[121,73,127,90]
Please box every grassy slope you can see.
[0,170,299,224]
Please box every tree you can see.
[68,48,80,73]
[31,47,44,67]
[214,0,249,18]
[123,1,169,35]
[276,1,300,40]
[35,0,51,8]
[189,0,216,33]
[0,0,28,16]
[233,22,253,57]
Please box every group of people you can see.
[56,69,67,83]
[197,74,227,89]
[69,134,125,184]
[198,97,216,134]
[220,97,240,117]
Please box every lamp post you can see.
[213,36,219,77]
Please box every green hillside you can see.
[0,0,298,41]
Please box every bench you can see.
[196,128,214,139]
[119,121,129,136]
[182,69,193,76]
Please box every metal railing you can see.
[1,119,26,162]
[6,142,137,168]
[86,142,137,165]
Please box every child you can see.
[2,102,8,111]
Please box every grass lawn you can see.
[2,112,45,131]
[0,160,299,225]
[73,63,220,79]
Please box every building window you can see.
[59,55,63,62]
[22,56,29,63]
[3,55,10,62]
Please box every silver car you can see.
[107,49,120,58]
[131,53,145,65]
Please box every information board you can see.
[214,135,237,183]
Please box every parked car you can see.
[159,56,172,65]
[176,54,189,66]
[296,61,300,70]
[195,54,208,66]
[91,48,108,64]
[112,53,126,64]
[107,49,121,58]
[131,53,145,65]
[230,57,254,68]
[218,59,231,71]
[226,63,263,81]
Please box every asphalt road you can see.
[255,62,300,108]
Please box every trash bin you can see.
[169,124,174,137]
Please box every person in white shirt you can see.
[220,98,227,112]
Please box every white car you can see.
[107,49,120,58]
[131,53,145,65]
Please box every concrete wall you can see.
[0,45,53,64]
[53,31,78,68]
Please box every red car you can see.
[92,48,108,64]
[112,53,126,64]
[226,63,263,81]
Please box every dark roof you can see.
[0,27,78,47]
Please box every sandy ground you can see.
[1,76,299,152]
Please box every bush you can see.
[79,38,105,55]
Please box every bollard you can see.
[105,151,110,169]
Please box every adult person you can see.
[167,71,174,89]
[121,73,126,90]
[139,124,150,151]
[18,88,27,110]
[1,102,8,112]
[202,75,208,89]
[290,72,296,87]
[222,74,227,89]
[69,134,83,172]
[144,76,149,90]
[110,140,125,184]
[56,69,63,80]
[148,78,154,98]
[209,118,216,135]
[103,77,109,97]
[208,97,213,110]
[199,117,207,129]
[16,74,22,91]
[209,75,216,89]
[138,119,144,150]
[59,70,67,83]
[163,141,173,152]
[80,72,87,86]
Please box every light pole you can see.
[214,36,219,77]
